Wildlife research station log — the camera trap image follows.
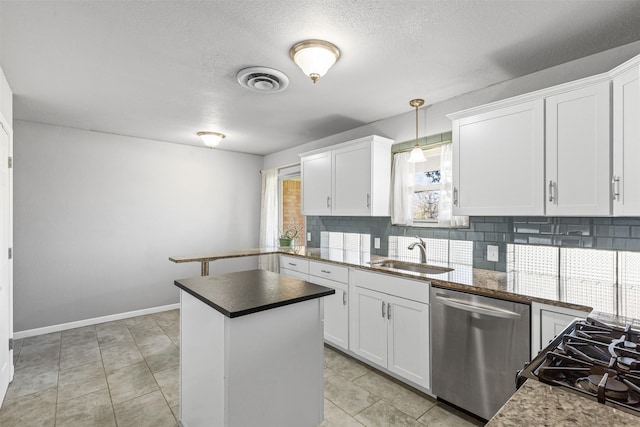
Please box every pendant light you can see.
[289,39,340,83]
[408,99,426,163]
[197,131,225,148]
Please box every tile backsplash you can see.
[305,216,640,272]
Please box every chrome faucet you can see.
[408,236,427,264]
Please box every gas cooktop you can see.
[517,316,640,417]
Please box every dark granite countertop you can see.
[174,269,335,318]
[169,246,592,312]
[487,379,640,426]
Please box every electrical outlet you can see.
[374,238,381,249]
[307,232,312,242]
[487,245,499,262]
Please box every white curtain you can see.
[391,152,415,226]
[438,143,469,228]
[258,168,279,272]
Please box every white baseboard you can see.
[14,303,180,339]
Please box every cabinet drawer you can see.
[279,255,309,274]
[309,261,349,283]
[279,268,309,281]
[351,269,429,304]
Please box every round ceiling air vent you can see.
[237,67,290,93]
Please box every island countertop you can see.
[174,269,335,318]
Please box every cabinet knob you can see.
[327,196,331,208]
[381,301,386,318]
[548,180,555,203]
[453,187,458,206]
[343,291,347,306]
[366,193,371,208]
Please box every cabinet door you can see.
[332,142,372,216]
[387,296,430,388]
[301,152,332,215]
[540,310,577,349]
[546,82,611,215]
[351,287,387,368]
[613,67,640,215]
[308,275,349,350]
[453,99,545,216]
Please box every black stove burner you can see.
[517,316,640,417]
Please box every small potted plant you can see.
[279,222,301,247]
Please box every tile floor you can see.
[0,309,484,426]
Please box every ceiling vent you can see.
[237,67,290,93]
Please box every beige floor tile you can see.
[324,368,378,416]
[154,365,179,407]
[417,403,483,427]
[16,342,60,369]
[106,361,159,404]
[113,390,177,427]
[356,400,425,427]
[96,320,135,349]
[324,346,370,381]
[60,340,101,370]
[170,404,179,421]
[0,386,57,426]
[55,388,116,427]
[354,370,436,419]
[11,339,24,365]
[100,342,144,372]
[4,361,59,400]
[320,398,365,427]
[57,360,108,402]
[22,332,61,348]
[132,329,173,351]
[124,314,158,330]
[61,326,97,347]
[142,341,179,374]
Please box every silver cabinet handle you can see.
[381,301,386,318]
[435,295,521,319]
[366,193,371,208]
[288,262,297,267]
[613,176,620,200]
[326,196,331,208]
[387,302,391,320]
[548,180,554,203]
[320,269,331,274]
[342,291,347,306]
[453,187,458,206]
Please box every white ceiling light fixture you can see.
[197,131,225,148]
[408,99,427,163]
[289,39,340,84]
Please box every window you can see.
[279,166,305,246]
[412,146,442,223]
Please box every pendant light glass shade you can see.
[289,40,340,83]
[408,144,427,162]
[407,99,426,163]
[197,131,225,148]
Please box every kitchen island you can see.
[174,269,335,427]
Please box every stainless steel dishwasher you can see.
[430,286,530,421]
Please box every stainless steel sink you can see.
[371,260,453,275]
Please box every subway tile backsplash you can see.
[305,216,640,272]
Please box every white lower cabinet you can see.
[308,261,349,351]
[531,301,590,359]
[350,271,430,389]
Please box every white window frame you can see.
[412,146,442,227]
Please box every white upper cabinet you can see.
[612,58,640,216]
[300,135,393,217]
[545,81,611,216]
[448,57,639,216]
[300,151,332,215]
[451,100,545,216]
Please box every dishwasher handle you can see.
[435,295,521,320]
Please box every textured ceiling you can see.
[2,0,640,155]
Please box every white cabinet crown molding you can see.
[298,134,394,159]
